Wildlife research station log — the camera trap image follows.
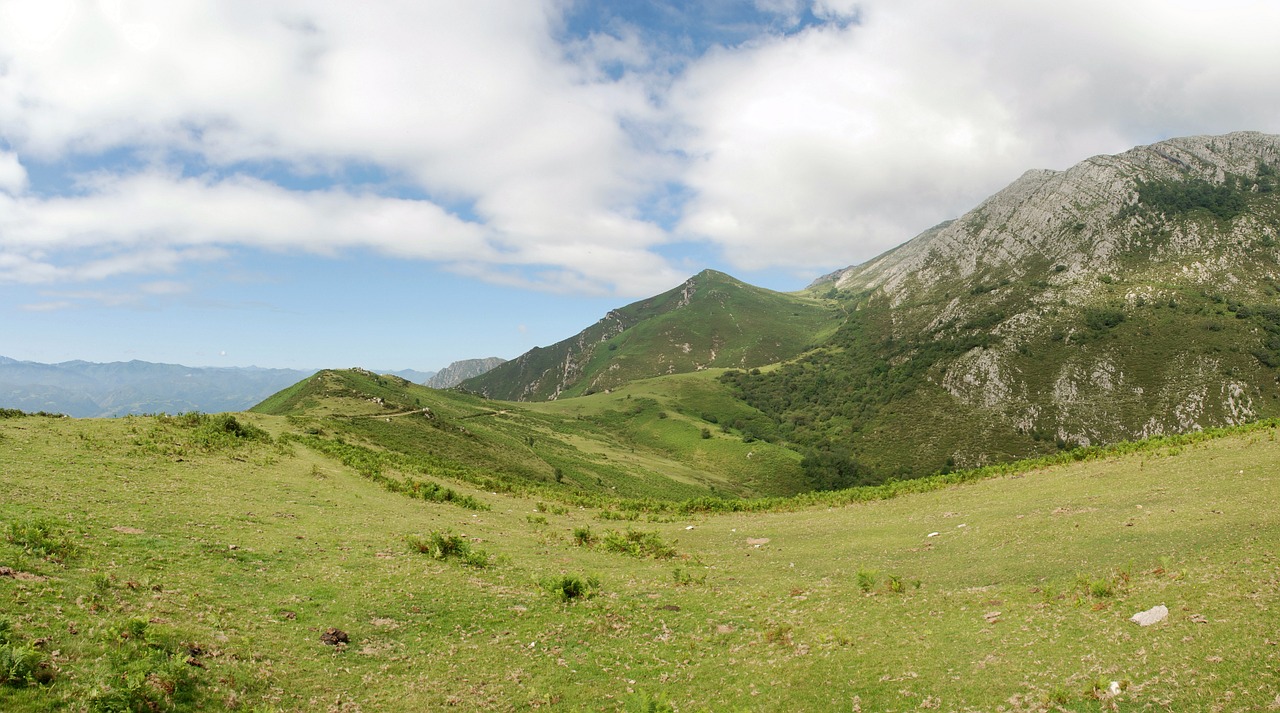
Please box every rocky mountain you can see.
[383,369,437,384]
[425,358,505,389]
[460,269,840,401]
[0,357,316,417]
[728,131,1280,482]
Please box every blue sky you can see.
[2,1,1279,370]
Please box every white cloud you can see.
[0,152,27,195]
[0,171,487,277]
[2,0,1280,297]
[20,300,76,313]
[0,0,675,294]
[667,0,1280,270]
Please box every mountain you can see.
[424,357,505,388]
[460,269,840,401]
[725,131,1280,482]
[382,369,436,384]
[0,357,316,417]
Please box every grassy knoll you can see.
[2,410,1279,711]
[253,369,807,500]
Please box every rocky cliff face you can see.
[820,132,1280,300]
[762,132,1280,474]
[424,358,506,389]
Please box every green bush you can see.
[80,619,202,710]
[601,528,677,559]
[1136,176,1247,221]
[6,518,78,563]
[1083,306,1125,331]
[571,526,597,547]
[856,568,878,593]
[406,531,490,568]
[543,574,600,602]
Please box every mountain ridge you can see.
[425,357,505,388]
[733,130,1280,482]
[460,269,840,401]
[0,356,318,417]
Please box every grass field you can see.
[2,408,1279,711]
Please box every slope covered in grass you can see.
[2,409,1278,711]
[461,269,840,401]
[252,367,809,499]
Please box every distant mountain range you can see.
[0,357,321,417]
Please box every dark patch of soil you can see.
[0,566,48,582]
[320,627,349,646]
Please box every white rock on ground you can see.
[1130,604,1169,626]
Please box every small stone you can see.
[1130,604,1168,626]
[926,532,940,538]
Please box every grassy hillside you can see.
[461,269,840,401]
[2,409,1278,711]
[252,368,810,499]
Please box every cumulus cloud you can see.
[0,0,679,294]
[1,0,1279,297]
[667,0,1280,270]
[0,152,27,195]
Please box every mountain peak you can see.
[752,130,1280,478]
[459,270,837,400]
[817,130,1280,298]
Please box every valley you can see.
[5,132,1280,711]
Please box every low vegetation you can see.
[2,408,1278,709]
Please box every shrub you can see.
[0,643,52,687]
[543,574,600,602]
[1083,306,1125,331]
[856,568,878,593]
[571,526,597,547]
[81,619,202,710]
[0,620,53,688]
[601,528,677,559]
[700,427,712,439]
[406,531,489,568]
[6,519,78,563]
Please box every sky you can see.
[2,1,1280,371]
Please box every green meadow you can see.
[2,401,1278,711]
